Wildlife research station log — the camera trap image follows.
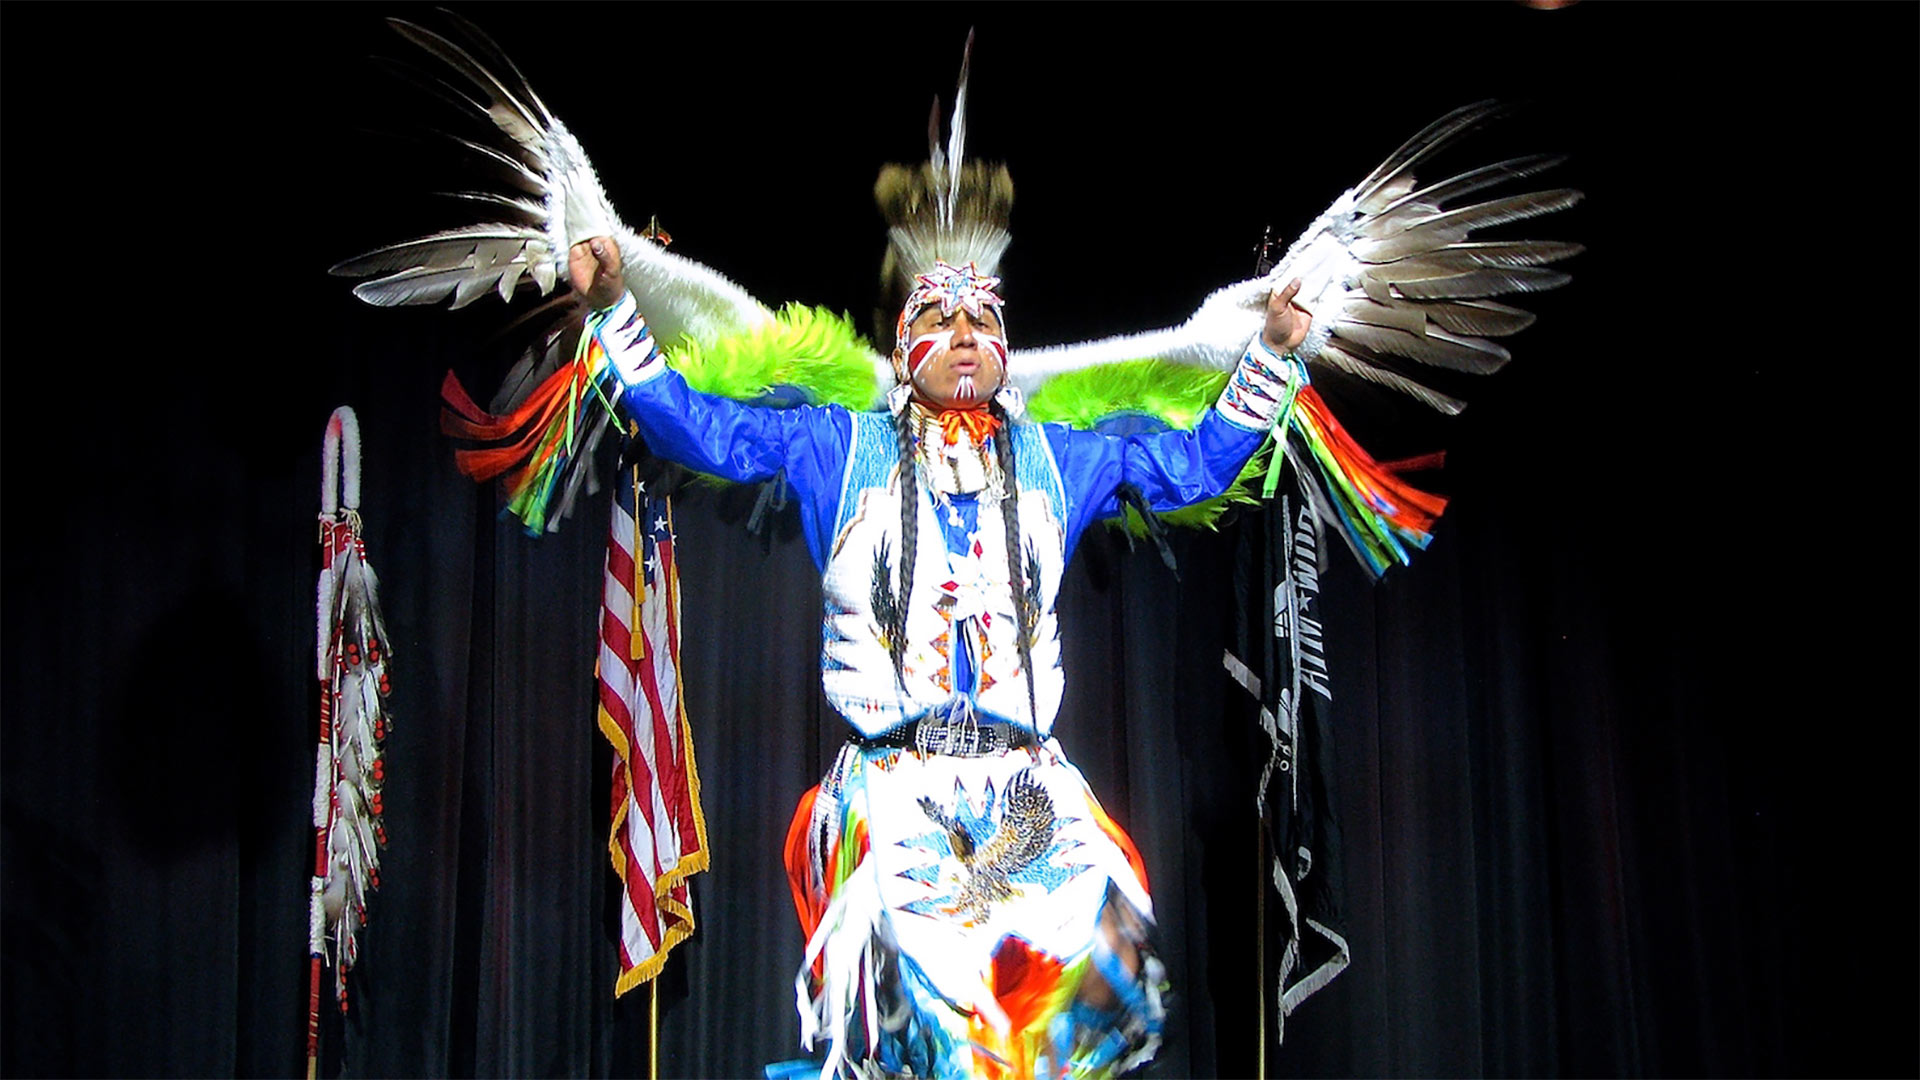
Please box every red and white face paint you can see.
[905,329,957,374]
[904,326,1009,404]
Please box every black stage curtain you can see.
[4,5,1914,1078]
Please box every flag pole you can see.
[1257,825,1267,1078]
[643,428,658,1080]
[1253,226,1275,1080]
[632,443,647,661]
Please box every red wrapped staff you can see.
[308,406,393,1079]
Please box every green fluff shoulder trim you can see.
[1024,359,1227,431]
[665,303,880,411]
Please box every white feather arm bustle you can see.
[1010,102,1582,415]
[331,16,772,345]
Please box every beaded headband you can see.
[894,261,1005,354]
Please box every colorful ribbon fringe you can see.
[440,312,623,534]
[1277,385,1448,577]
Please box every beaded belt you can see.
[859,713,1037,757]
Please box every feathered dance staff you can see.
[307,406,393,1080]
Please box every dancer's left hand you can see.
[1262,278,1312,352]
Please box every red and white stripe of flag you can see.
[597,478,708,995]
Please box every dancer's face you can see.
[897,305,1008,411]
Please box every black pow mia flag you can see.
[1225,493,1349,1046]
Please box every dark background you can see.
[4,4,1915,1077]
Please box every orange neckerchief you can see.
[936,407,1001,447]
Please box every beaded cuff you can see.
[1214,337,1306,432]
[594,292,665,387]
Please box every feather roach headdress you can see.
[872,34,1015,351]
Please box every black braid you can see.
[993,403,1040,728]
[890,406,918,688]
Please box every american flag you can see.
[598,469,708,995]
